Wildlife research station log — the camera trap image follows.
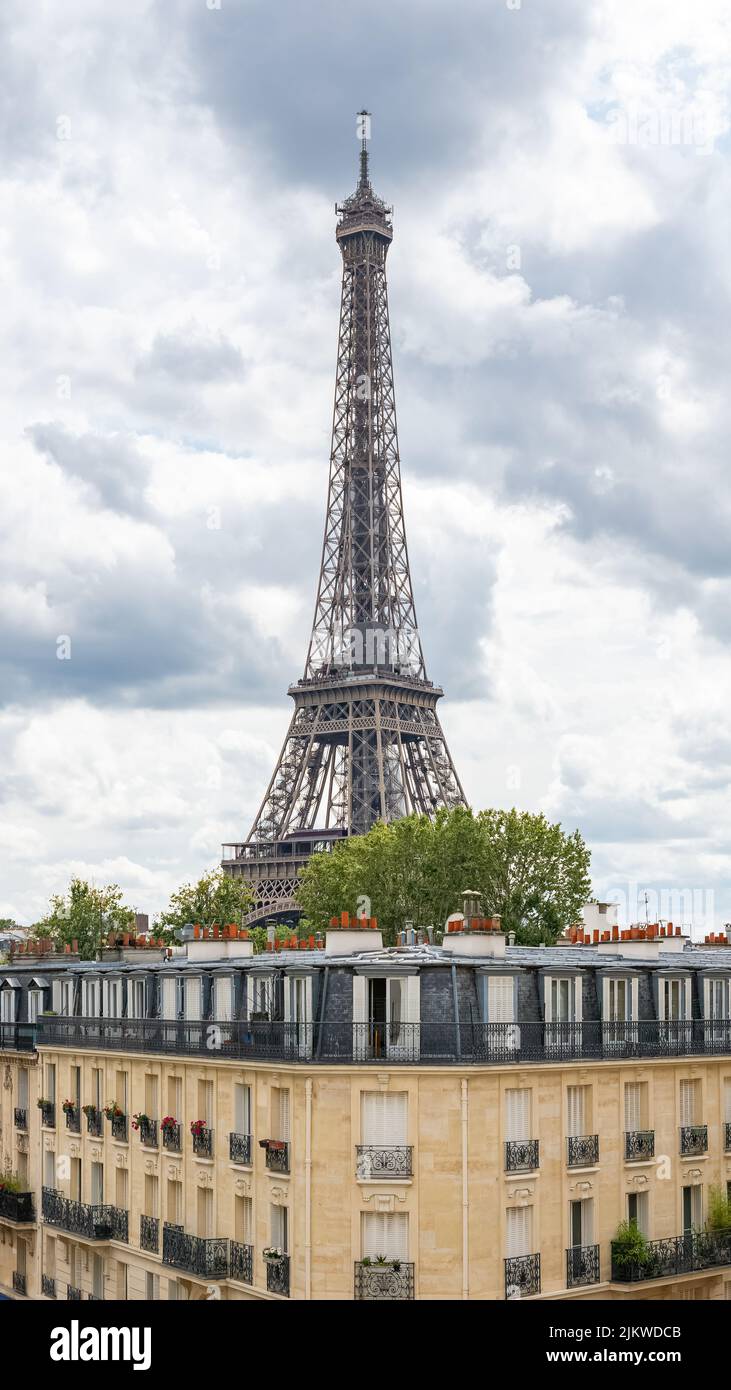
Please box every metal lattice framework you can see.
[223,116,466,923]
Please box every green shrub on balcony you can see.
[706,1186,731,1233]
[612,1219,651,1274]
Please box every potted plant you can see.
[37,1097,51,1109]
[61,1098,76,1115]
[611,1219,651,1276]
[161,1115,178,1133]
[103,1101,123,1120]
[81,1103,97,1118]
[131,1112,150,1132]
[262,1246,283,1263]
[190,1119,207,1138]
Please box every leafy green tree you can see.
[296,806,591,946]
[39,879,135,960]
[157,868,253,935]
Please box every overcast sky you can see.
[2,0,730,932]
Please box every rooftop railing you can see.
[29,1017,731,1066]
[611,1227,731,1283]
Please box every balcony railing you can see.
[0,1023,36,1052]
[31,1016,731,1066]
[725,1122,731,1152]
[138,1118,158,1148]
[111,1113,128,1142]
[140,1214,159,1253]
[162,1122,181,1153]
[230,1241,253,1284]
[65,1105,81,1133]
[192,1126,213,1158]
[566,1243,600,1288]
[611,1227,731,1283]
[86,1107,103,1137]
[0,1189,35,1223]
[354,1260,415,1300]
[680,1124,708,1156]
[505,1253,541,1299]
[356,1145,413,1179]
[42,1188,129,1243]
[625,1129,654,1161]
[505,1139,539,1173]
[67,1285,82,1300]
[161,1223,229,1279]
[263,1139,290,1174]
[40,1101,55,1128]
[42,1274,56,1298]
[265,1253,290,1297]
[567,1134,599,1168]
[229,1132,252,1165]
[12,1271,26,1296]
[14,1107,27,1129]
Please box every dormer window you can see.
[81,977,100,1017]
[658,976,690,1021]
[0,982,17,1023]
[52,977,76,1016]
[602,977,638,1022]
[184,976,202,1021]
[704,978,731,1020]
[353,973,420,1061]
[543,975,582,1058]
[102,977,123,1019]
[128,978,146,1019]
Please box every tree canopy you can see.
[38,878,136,960]
[296,805,591,946]
[157,867,253,935]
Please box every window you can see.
[705,978,730,1018]
[28,989,43,1022]
[197,1186,213,1238]
[658,977,690,1021]
[627,1190,649,1235]
[505,1205,532,1258]
[185,978,202,1021]
[271,1087,290,1141]
[624,1081,647,1133]
[44,1148,56,1190]
[198,1080,213,1127]
[167,1075,182,1118]
[115,1070,128,1115]
[361,1210,406,1262]
[70,1157,81,1203]
[505,1089,531,1141]
[92,1067,102,1112]
[92,1254,104,1300]
[234,1083,251,1137]
[352,974,420,1059]
[161,978,179,1021]
[725,1079,731,1125]
[683,1184,702,1233]
[358,1092,407,1176]
[144,1073,158,1119]
[81,978,100,1017]
[45,1062,56,1103]
[167,1179,182,1226]
[128,979,146,1019]
[18,1068,28,1111]
[52,978,75,1016]
[271,1204,289,1254]
[91,1162,104,1204]
[102,978,122,1018]
[145,1174,158,1217]
[569,1197,594,1248]
[566,1086,590,1137]
[1,988,17,1023]
[602,976,639,1037]
[145,1272,159,1300]
[545,977,581,1022]
[235,1194,253,1245]
[214,976,233,1021]
[680,1079,700,1126]
[115,1167,128,1211]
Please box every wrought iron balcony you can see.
[140,1214,159,1253]
[14,1107,27,1129]
[86,1107,103,1137]
[32,1015,731,1066]
[505,1139,539,1173]
[265,1253,290,1297]
[40,1101,55,1128]
[230,1240,253,1284]
[0,1189,35,1222]
[625,1129,655,1161]
[680,1124,707,1156]
[725,1122,731,1152]
[67,1285,82,1300]
[65,1105,80,1132]
[263,1139,290,1174]
[567,1134,599,1168]
[192,1125,213,1158]
[161,1223,229,1279]
[356,1145,413,1179]
[229,1132,252,1165]
[611,1227,731,1283]
[111,1113,128,1142]
[566,1243,600,1288]
[12,1271,26,1296]
[138,1118,158,1148]
[504,1253,541,1299]
[162,1122,181,1152]
[0,1022,36,1052]
[354,1260,415,1300]
[42,1274,56,1298]
[42,1188,129,1243]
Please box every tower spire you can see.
[222,117,466,926]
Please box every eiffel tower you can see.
[222,114,466,925]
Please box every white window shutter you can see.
[216,977,232,1021]
[724,1079,731,1124]
[52,980,62,1013]
[362,1211,408,1261]
[488,977,515,1023]
[506,1206,532,1258]
[624,1083,641,1132]
[185,978,201,1020]
[680,1079,696,1126]
[506,1088,530,1141]
[544,980,553,1023]
[631,978,638,1021]
[567,1086,585,1137]
[684,978,691,1020]
[352,975,368,1024]
[574,977,583,1024]
[279,1089,290,1141]
[404,976,420,1023]
[161,978,177,1021]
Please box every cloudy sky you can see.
[2,0,730,932]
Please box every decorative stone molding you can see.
[69,1141,80,1159]
[196,1168,213,1188]
[143,1159,157,1176]
[269,1186,288,1204]
[362,1190,407,1212]
[114,1150,128,1168]
[505,1183,535,1203]
[629,1172,649,1188]
[234,1177,251,1197]
[376,1073,390,1090]
[166,1164,181,1181]
[89,1146,102,1162]
[16,1134,28,1154]
[43,1134,55,1153]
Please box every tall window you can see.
[361,1210,406,1262]
[682,1184,702,1232]
[271,1087,290,1142]
[129,979,146,1019]
[145,1173,158,1217]
[234,1083,251,1138]
[91,1162,104,1205]
[566,1086,589,1137]
[627,1190,649,1234]
[505,1205,533,1258]
[197,1186,213,1238]
[679,1079,700,1126]
[271,1204,289,1254]
[505,1089,531,1141]
[624,1081,647,1133]
[235,1194,253,1245]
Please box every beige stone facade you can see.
[3,1040,731,1301]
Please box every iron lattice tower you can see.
[223,116,466,924]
